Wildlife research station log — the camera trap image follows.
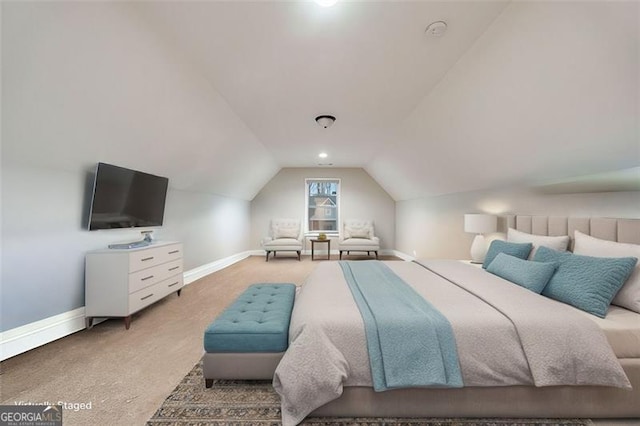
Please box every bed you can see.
[273,215,640,425]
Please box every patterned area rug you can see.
[147,360,593,426]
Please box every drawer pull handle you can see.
[141,256,154,262]
[140,293,154,301]
[168,250,180,255]
[168,282,179,288]
[168,266,180,271]
[141,275,154,281]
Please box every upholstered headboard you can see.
[504,215,640,246]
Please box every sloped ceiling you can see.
[3,1,639,201]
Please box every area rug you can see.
[147,360,593,426]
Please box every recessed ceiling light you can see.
[319,152,328,159]
[314,0,338,7]
[425,21,447,37]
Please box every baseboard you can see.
[183,251,252,285]
[0,307,86,361]
[1,250,254,361]
[389,249,415,261]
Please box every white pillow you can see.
[507,228,570,259]
[344,225,371,239]
[273,225,299,239]
[573,230,640,313]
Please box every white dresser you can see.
[85,241,184,329]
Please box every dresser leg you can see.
[177,289,182,297]
[124,316,131,330]
[85,317,93,329]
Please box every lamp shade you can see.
[464,214,497,234]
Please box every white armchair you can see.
[262,218,303,262]
[338,219,380,260]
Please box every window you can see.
[305,178,340,234]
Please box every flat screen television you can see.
[88,162,169,231]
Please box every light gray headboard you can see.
[504,215,640,246]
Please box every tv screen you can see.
[88,163,169,230]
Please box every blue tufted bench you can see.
[203,283,296,387]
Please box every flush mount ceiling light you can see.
[425,21,447,37]
[314,0,338,7]
[315,115,336,129]
[318,152,328,159]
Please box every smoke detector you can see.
[425,21,447,37]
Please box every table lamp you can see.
[464,214,498,263]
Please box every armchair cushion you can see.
[343,219,374,240]
[263,238,302,250]
[345,226,371,239]
[340,238,380,249]
[273,225,299,239]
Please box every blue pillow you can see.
[533,246,638,318]
[483,240,533,269]
[486,253,558,294]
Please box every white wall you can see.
[0,164,250,332]
[250,168,395,251]
[396,187,640,260]
[0,2,259,332]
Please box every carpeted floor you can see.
[147,360,593,426]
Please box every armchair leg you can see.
[340,251,343,260]
[297,251,301,261]
[265,251,270,262]
[375,251,378,260]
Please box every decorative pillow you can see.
[573,230,640,313]
[533,246,637,318]
[273,225,299,239]
[486,253,558,294]
[344,225,371,239]
[483,240,533,269]
[507,228,570,259]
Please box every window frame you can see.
[304,178,341,236]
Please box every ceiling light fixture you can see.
[318,152,328,159]
[314,0,338,7]
[315,115,336,129]
[425,21,447,37]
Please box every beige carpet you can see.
[148,359,594,426]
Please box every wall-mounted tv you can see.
[88,162,169,231]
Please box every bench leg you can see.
[297,250,301,261]
[205,379,214,388]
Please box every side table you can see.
[310,239,331,261]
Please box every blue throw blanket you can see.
[339,261,463,391]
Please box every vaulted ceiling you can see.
[3,1,639,201]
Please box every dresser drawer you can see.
[128,275,183,314]
[128,243,183,272]
[129,259,183,294]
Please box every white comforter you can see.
[273,260,631,425]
